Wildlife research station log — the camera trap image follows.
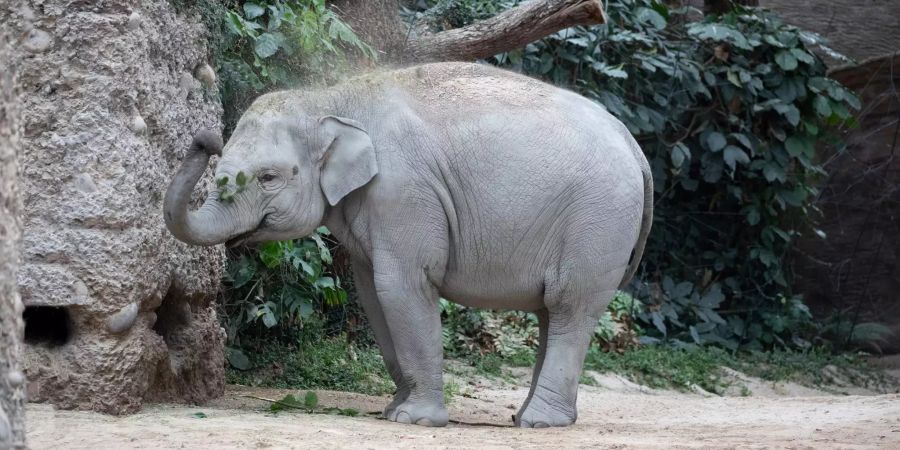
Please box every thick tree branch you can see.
[404,0,606,63]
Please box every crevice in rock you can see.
[23,306,71,347]
[152,287,192,346]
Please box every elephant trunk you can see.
[164,130,235,246]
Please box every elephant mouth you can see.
[225,214,269,248]
[225,229,257,248]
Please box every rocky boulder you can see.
[12,0,226,414]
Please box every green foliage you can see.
[816,318,894,353]
[440,298,538,364]
[269,391,361,416]
[441,292,644,373]
[418,0,860,350]
[220,226,348,357]
[219,0,373,132]
[204,1,380,391]
[226,336,393,395]
[594,291,644,351]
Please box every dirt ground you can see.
[26,363,900,449]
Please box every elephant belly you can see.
[438,265,547,311]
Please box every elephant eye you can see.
[258,172,278,184]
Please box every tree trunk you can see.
[704,0,758,15]
[0,2,26,448]
[333,0,607,63]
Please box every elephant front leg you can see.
[373,259,448,427]
[350,260,409,417]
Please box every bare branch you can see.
[404,0,606,63]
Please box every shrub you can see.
[220,228,352,368]
[201,1,373,368]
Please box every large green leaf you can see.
[243,3,265,19]
[775,50,798,71]
[254,32,283,58]
[636,7,666,30]
[705,131,727,152]
[723,146,750,170]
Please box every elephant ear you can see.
[317,116,379,206]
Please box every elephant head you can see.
[163,112,379,246]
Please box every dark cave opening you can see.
[23,305,72,347]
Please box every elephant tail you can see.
[617,135,654,291]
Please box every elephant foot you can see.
[515,391,577,428]
[385,399,448,427]
[382,388,410,418]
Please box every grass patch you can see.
[227,335,894,399]
[585,345,731,393]
[583,345,896,394]
[226,337,394,396]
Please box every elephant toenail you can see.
[416,418,434,426]
[533,422,550,428]
[396,411,412,424]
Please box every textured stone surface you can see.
[1,2,26,448]
[792,54,900,353]
[681,0,900,64]
[760,0,900,63]
[744,1,900,352]
[13,0,227,414]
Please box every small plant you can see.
[269,391,317,413]
[594,291,644,352]
[443,378,461,404]
[216,171,255,203]
[269,391,360,416]
[220,226,349,364]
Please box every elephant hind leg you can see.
[515,262,620,427]
[514,308,600,428]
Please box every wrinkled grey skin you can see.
[164,62,652,428]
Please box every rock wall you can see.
[1,2,26,447]
[749,0,900,352]
[792,54,900,353]
[12,0,227,414]
[680,1,900,63]
[760,0,900,63]
[681,0,900,352]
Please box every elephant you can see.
[164,62,652,428]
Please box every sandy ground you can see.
[26,365,900,449]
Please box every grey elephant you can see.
[164,62,652,428]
